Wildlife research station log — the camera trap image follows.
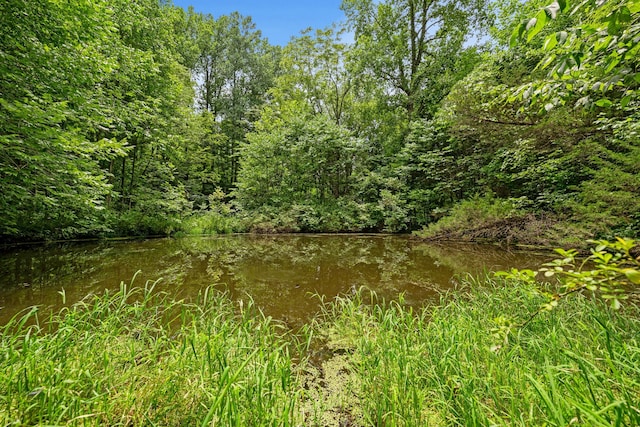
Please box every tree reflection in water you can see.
[0,235,551,326]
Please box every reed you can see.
[0,282,305,426]
[314,279,640,426]
[1,276,639,426]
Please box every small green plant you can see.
[314,281,640,425]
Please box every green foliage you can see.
[268,27,353,126]
[342,0,491,118]
[0,0,125,239]
[235,114,373,231]
[564,111,640,237]
[0,0,200,241]
[2,0,638,242]
[510,0,640,110]
[190,11,277,192]
[414,194,524,239]
[499,238,640,311]
[182,189,245,235]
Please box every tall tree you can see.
[192,11,278,191]
[267,27,353,126]
[342,0,490,119]
[0,0,125,239]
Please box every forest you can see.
[1,0,639,245]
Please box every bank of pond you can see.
[0,236,639,425]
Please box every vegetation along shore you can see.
[1,0,638,246]
[1,238,639,425]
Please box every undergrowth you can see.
[1,276,639,425]
[0,283,305,426]
[313,279,640,426]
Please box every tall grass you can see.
[2,276,639,426]
[314,279,640,426]
[0,282,305,426]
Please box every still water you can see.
[0,235,551,326]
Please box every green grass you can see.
[1,277,639,426]
[0,282,305,426]
[315,279,640,426]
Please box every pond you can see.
[0,235,551,327]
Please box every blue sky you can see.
[171,0,347,45]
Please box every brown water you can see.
[0,235,551,327]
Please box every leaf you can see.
[622,268,640,284]
[510,23,526,47]
[543,33,558,51]
[538,53,557,72]
[527,11,548,42]
[607,17,621,36]
[594,98,613,108]
[611,298,621,310]
[557,0,568,12]
[572,52,583,67]
[557,31,568,44]
[605,57,620,74]
[545,1,561,19]
[620,95,631,108]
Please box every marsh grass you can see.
[314,279,640,426]
[0,282,306,426]
[1,276,639,426]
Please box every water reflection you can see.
[0,235,551,326]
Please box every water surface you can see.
[0,235,551,326]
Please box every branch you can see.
[520,286,586,330]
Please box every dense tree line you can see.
[1,0,638,244]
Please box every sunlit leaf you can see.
[605,58,620,73]
[622,268,640,284]
[544,33,558,51]
[611,298,621,310]
[620,95,631,108]
[545,1,561,19]
[527,11,548,42]
[594,98,613,107]
[510,23,526,47]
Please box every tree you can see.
[510,0,640,110]
[342,0,490,119]
[192,11,278,191]
[235,115,364,211]
[267,27,354,126]
[0,0,125,239]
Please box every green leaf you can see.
[620,95,631,108]
[619,6,631,23]
[527,11,548,42]
[594,98,613,108]
[543,33,558,51]
[557,0,568,12]
[622,268,640,284]
[605,57,620,73]
[510,23,526,48]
